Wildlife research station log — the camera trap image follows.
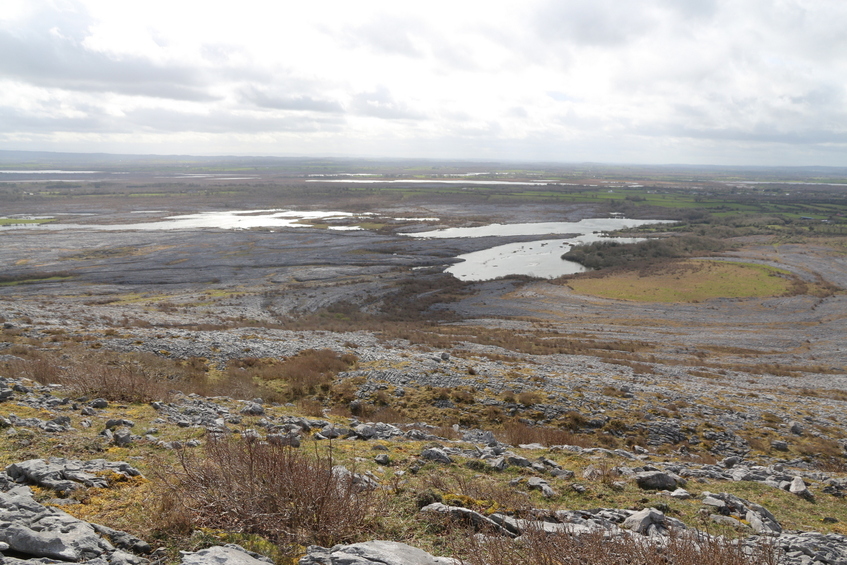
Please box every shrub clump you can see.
[158,437,378,552]
[453,526,781,565]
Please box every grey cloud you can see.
[547,91,580,102]
[685,128,847,145]
[431,41,480,71]
[659,0,718,20]
[505,107,528,118]
[340,17,425,57]
[534,0,656,47]
[242,87,344,113]
[0,101,347,136]
[350,87,425,120]
[123,108,345,134]
[0,5,215,101]
[0,105,128,134]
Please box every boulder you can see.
[669,488,692,499]
[526,477,558,498]
[623,507,668,536]
[181,545,273,565]
[239,402,264,416]
[789,476,814,501]
[420,448,452,464]
[770,440,789,451]
[420,503,514,537]
[0,487,114,561]
[299,540,458,565]
[635,471,677,490]
[113,428,134,447]
[6,458,142,494]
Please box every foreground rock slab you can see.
[181,545,273,565]
[299,541,459,565]
[0,486,115,562]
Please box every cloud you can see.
[350,87,425,120]
[533,0,657,47]
[0,3,215,101]
[123,108,346,134]
[0,105,126,133]
[339,16,425,58]
[0,0,846,164]
[242,87,344,113]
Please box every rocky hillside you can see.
[0,318,846,565]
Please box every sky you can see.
[1,0,846,166]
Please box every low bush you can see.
[452,526,782,565]
[157,437,379,555]
[499,420,591,448]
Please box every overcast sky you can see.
[1,0,846,165]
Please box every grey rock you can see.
[6,458,141,494]
[669,488,692,499]
[0,488,114,561]
[91,523,152,554]
[711,514,744,528]
[789,476,814,501]
[623,507,667,535]
[299,540,458,565]
[746,509,781,534]
[420,448,452,464]
[105,419,135,430]
[721,456,741,468]
[420,503,514,537]
[331,466,379,492]
[526,477,557,498]
[771,440,789,451]
[550,468,575,479]
[181,545,273,565]
[635,471,677,490]
[113,428,133,447]
[110,548,150,565]
[353,424,376,439]
[487,457,508,471]
[239,402,264,416]
[462,429,496,445]
[505,455,531,468]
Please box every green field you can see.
[567,260,794,302]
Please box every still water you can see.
[406,218,672,281]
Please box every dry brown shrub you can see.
[370,406,409,424]
[226,349,356,400]
[157,437,379,553]
[8,350,279,403]
[451,526,783,565]
[297,398,325,417]
[425,473,533,517]
[499,420,591,448]
[279,349,357,396]
[516,391,544,406]
[11,351,174,403]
